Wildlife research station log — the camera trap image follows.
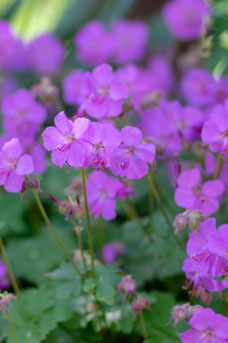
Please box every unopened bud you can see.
[196,289,212,306]
[118,275,136,295]
[0,292,16,314]
[74,205,85,221]
[174,211,189,235]
[59,201,72,215]
[170,303,202,327]
[188,210,204,230]
[123,100,134,112]
[132,295,150,315]
[28,177,41,193]
[140,92,161,109]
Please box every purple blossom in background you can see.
[81,63,129,119]
[180,308,228,343]
[86,171,126,220]
[27,33,65,75]
[63,69,84,106]
[82,121,121,169]
[30,143,46,174]
[201,101,228,155]
[111,20,148,64]
[163,0,210,41]
[180,68,215,107]
[2,89,47,130]
[0,138,34,193]
[102,241,125,264]
[175,168,224,216]
[0,260,10,290]
[42,112,90,168]
[0,21,16,67]
[74,21,113,65]
[110,126,155,179]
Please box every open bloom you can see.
[86,171,129,220]
[42,111,90,168]
[110,126,155,179]
[81,63,129,119]
[201,101,228,155]
[180,308,228,343]
[63,69,84,106]
[0,138,34,193]
[163,0,210,41]
[186,218,227,278]
[174,168,224,216]
[82,122,121,169]
[208,224,228,277]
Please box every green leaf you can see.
[83,278,97,292]
[7,226,78,284]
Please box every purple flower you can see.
[110,126,155,179]
[208,224,228,260]
[2,89,47,130]
[42,111,90,168]
[111,20,148,64]
[180,308,228,343]
[182,257,226,293]
[0,260,10,290]
[201,101,228,155]
[86,171,123,220]
[81,63,129,119]
[30,143,46,174]
[63,69,84,106]
[0,138,34,193]
[0,21,16,67]
[186,218,227,278]
[102,242,125,264]
[163,0,210,41]
[180,69,215,107]
[27,33,65,75]
[74,21,113,65]
[82,122,121,169]
[174,168,225,216]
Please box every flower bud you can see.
[74,205,85,221]
[0,292,16,314]
[174,211,189,235]
[170,303,202,327]
[118,275,136,295]
[140,92,161,109]
[188,210,204,230]
[132,295,150,315]
[28,177,41,193]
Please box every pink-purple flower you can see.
[0,138,34,193]
[86,171,128,220]
[81,63,129,119]
[180,308,228,343]
[82,121,121,169]
[42,111,90,168]
[110,126,155,179]
[201,101,228,155]
[174,168,225,216]
[163,0,210,41]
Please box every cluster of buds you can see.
[0,292,16,314]
[174,210,204,235]
[170,303,202,327]
[117,275,150,316]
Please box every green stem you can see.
[0,238,19,296]
[6,310,18,343]
[121,200,153,243]
[71,216,88,274]
[139,311,148,340]
[146,172,183,249]
[97,217,105,252]
[213,153,224,180]
[222,291,227,316]
[32,189,83,281]
[81,168,95,277]
[153,173,175,216]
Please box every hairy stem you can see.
[0,238,19,296]
[81,168,95,277]
[32,189,83,281]
[213,153,224,180]
[139,311,148,340]
[6,310,18,343]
